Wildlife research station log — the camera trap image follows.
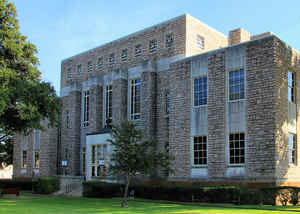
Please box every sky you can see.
[11,0,300,95]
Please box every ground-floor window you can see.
[229,133,245,164]
[289,133,297,165]
[34,150,39,169]
[193,136,207,165]
[82,147,86,176]
[22,150,27,168]
[91,144,108,176]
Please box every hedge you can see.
[83,181,300,205]
[33,177,60,194]
[0,179,36,190]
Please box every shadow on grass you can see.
[0,197,299,214]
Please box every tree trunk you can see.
[122,175,131,208]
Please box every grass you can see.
[1,196,300,214]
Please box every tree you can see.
[0,0,60,140]
[108,120,173,207]
[0,135,13,166]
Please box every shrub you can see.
[82,181,300,206]
[0,179,36,190]
[83,181,122,198]
[33,177,59,194]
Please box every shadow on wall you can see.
[276,39,300,183]
[0,165,13,179]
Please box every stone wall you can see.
[186,14,228,57]
[168,61,191,178]
[274,38,300,185]
[246,37,277,180]
[13,120,58,178]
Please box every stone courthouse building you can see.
[13,14,300,186]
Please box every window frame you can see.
[77,64,82,75]
[193,136,207,166]
[135,44,142,57]
[83,90,90,127]
[288,71,296,103]
[228,132,245,166]
[149,39,157,53]
[105,85,113,125]
[121,49,128,61]
[289,133,297,165]
[109,53,115,66]
[97,57,104,69]
[33,150,40,169]
[22,150,27,169]
[165,33,174,48]
[196,35,205,50]
[165,91,170,115]
[193,76,208,107]
[228,68,245,101]
[66,110,71,129]
[130,78,141,120]
[66,67,72,80]
[87,61,93,72]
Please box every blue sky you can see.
[11,0,300,94]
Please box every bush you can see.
[82,181,300,206]
[0,179,36,190]
[33,177,59,194]
[83,181,122,198]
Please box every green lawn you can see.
[0,197,299,214]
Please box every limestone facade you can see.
[13,14,300,186]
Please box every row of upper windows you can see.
[193,68,245,107]
[65,34,175,80]
[194,70,296,107]
[79,79,142,128]
[66,78,171,129]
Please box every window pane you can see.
[194,77,207,106]
[229,69,245,101]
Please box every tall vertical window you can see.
[97,57,104,69]
[165,34,174,48]
[66,68,72,80]
[149,39,157,53]
[194,77,207,106]
[130,79,141,120]
[289,133,297,165]
[193,136,207,165]
[87,61,93,72]
[83,91,90,127]
[91,144,108,177]
[66,110,71,128]
[34,129,40,147]
[229,69,245,100]
[92,146,96,164]
[22,150,27,168]
[197,35,205,50]
[288,71,295,103]
[135,44,142,57]
[34,150,39,169]
[121,49,128,61]
[77,64,82,75]
[166,92,170,114]
[109,53,115,65]
[105,85,112,126]
[91,146,96,177]
[229,133,245,164]
[82,147,86,176]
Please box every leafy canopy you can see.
[0,0,60,137]
[108,120,173,207]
